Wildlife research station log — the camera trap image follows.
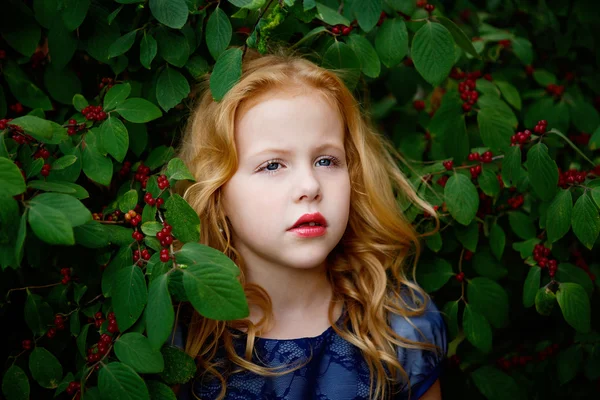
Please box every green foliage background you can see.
[1,0,600,399]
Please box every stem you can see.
[6,283,61,300]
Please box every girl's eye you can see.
[266,162,280,171]
[316,158,332,167]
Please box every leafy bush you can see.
[1,0,600,399]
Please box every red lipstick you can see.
[288,213,328,238]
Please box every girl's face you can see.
[222,88,351,272]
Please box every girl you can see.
[173,46,447,400]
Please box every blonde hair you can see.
[173,45,441,400]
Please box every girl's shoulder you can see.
[388,287,447,398]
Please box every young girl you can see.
[173,46,447,400]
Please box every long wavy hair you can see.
[173,45,442,400]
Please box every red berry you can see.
[413,100,425,111]
[443,160,454,170]
[331,26,340,34]
[462,103,472,112]
[424,4,435,12]
[47,327,57,338]
[342,26,352,36]
[22,339,32,350]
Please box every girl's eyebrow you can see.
[250,143,344,158]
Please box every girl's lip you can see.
[289,212,328,229]
[288,225,327,238]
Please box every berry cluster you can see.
[525,65,535,76]
[47,314,67,338]
[159,248,171,262]
[413,100,425,112]
[106,209,123,222]
[133,249,151,264]
[458,79,479,112]
[442,160,453,171]
[30,51,46,69]
[533,119,548,134]
[7,123,33,145]
[82,105,107,122]
[33,148,50,160]
[436,175,449,187]
[507,194,524,209]
[157,174,170,190]
[87,331,114,364]
[66,381,82,399]
[416,0,435,12]
[93,212,103,221]
[132,230,144,242]
[464,250,473,261]
[67,119,86,136]
[510,129,532,147]
[60,267,72,285]
[468,151,493,163]
[571,248,596,282]
[455,271,465,282]
[22,339,32,350]
[9,102,24,114]
[107,312,119,333]
[497,343,560,371]
[569,132,591,146]
[533,244,558,277]
[546,84,565,97]
[477,192,493,219]
[498,39,511,48]
[331,24,353,36]
[157,222,174,247]
[40,163,51,177]
[144,192,165,208]
[558,168,587,188]
[99,77,115,90]
[119,161,132,178]
[125,210,143,226]
[135,164,151,189]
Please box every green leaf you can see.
[82,129,113,186]
[166,158,194,181]
[572,192,600,250]
[209,48,243,102]
[104,83,132,111]
[164,194,201,243]
[556,263,594,298]
[523,267,541,307]
[15,211,27,265]
[593,187,600,208]
[113,265,148,332]
[145,146,176,170]
[478,169,501,197]
[512,37,533,65]
[141,222,163,236]
[547,190,573,243]
[0,2,41,57]
[9,115,56,143]
[102,246,133,297]
[159,346,197,385]
[463,304,492,353]
[0,157,26,196]
[557,345,583,385]
[127,122,148,158]
[3,61,53,111]
[568,99,600,134]
[149,0,189,29]
[435,16,478,57]
[533,69,557,86]
[322,42,361,91]
[556,282,591,333]
[411,22,455,86]
[495,81,522,110]
[100,116,129,162]
[2,365,30,400]
[29,192,92,227]
[467,277,509,328]
[156,67,190,112]
[119,190,139,213]
[229,0,267,10]
[590,126,600,151]
[444,173,479,225]
[477,107,515,151]
[146,274,174,350]
[425,231,442,252]
[48,22,77,70]
[471,366,523,400]
[24,293,53,336]
[354,0,381,33]
[527,143,558,201]
[501,145,523,186]
[73,94,88,111]
[508,211,536,240]
[140,33,158,70]
[114,333,165,373]
[375,18,408,68]
[77,324,90,357]
[455,222,478,252]
[535,286,556,316]
[156,29,189,68]
[98,362,150,400]
[206,7,232,60]
[146,381,176,400]
[472,250,507,280]
[51,155,77,170]
[109,31,138,59]
[62,0,90,31]
[74,220,110,248]
[489,224,505,260]
[115,98,162,123]
[28,202,74,245]
[315,2,350,26]
[29,347,62,389]
[346,34,381,78]
[442,300,459,339]
[415,257,454,292]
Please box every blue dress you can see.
[175,293,447,400]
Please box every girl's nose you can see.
[294,167,321,202]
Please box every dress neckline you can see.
[227,307,346,343]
